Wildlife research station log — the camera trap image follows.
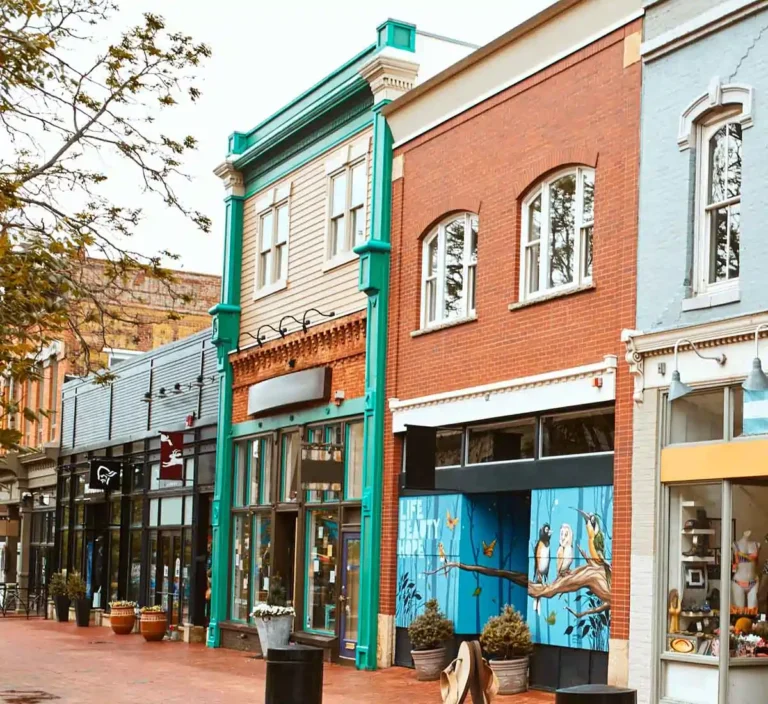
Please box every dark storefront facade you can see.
[56,330,218,629]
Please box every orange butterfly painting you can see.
[482,538,497,557]
[446,510,459,531]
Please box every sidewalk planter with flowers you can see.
[108,601,137,635]
[139,605,167,642]
[251,604,295,655]
[50,573,69,623]
[407,598,454,681]
[67,572,90,628]
[480,605,533,695]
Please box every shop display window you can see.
[305,509,338,634]
[345,421,364,500]
[197,452,215,485]
[280,431,300,503]
[250,513,272,614]
[436,429,462,467]
[250,437,273,505]
[541,407,614,457]
[667,386,744,445]
[109,529,120,601]
[467,419,536,464]
[304,425,342,503]
[127,530,141,602]
[231,514,251,622]
[233,441,248,507]
[130,499,143,526]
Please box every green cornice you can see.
[231,397,366,439]
[229,44,376,161]
[376,19,416,52]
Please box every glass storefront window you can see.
[233,442,248,507]
[131,462,144,492]
[184,495,193,525]
[75,503,85,525]
[669,389,725,444]
[280,431,300,503]
[151,462,183,491]
[467,419,536,464]
[75,474,86,497]
[231,514,251,622]
[345,422,364,500]
[131,499,143,526]
[110,500,121,526]
[160,496,183,526]
[185,457,195,483]
[149,499,159,527]
[665,484,722,658]
[250,437,272,505]
[305,509,338,634]
[250,513,272,611]
[127,530,141,602]
[436,429,462,467]
[541,407,615,456]
[60,529,69,571]
[74,531,83,572]
[109,529,120,601]
[182,528,192,624]
[198,452,215,485]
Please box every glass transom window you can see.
[421,212,478,328]
[328,159,366,260]
[521,167,594,300]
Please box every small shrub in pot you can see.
[407,598,454,681]
[480,605,533,694]
[50,573,70,623]
[66,572,90,627]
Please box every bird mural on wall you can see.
[438,542,447,563]
[532,523,552,613]
[556,523,574,578]
[576,510,605,563]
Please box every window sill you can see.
[253,280,288,302]
[682,287,740,312]
[322,250,358,273]
[411,315,478,338]
[509,282,595,311]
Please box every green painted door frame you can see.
[353,102,393,670]
[207,188,244,647]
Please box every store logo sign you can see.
[88,459,122,491]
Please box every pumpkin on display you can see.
[735,617,753,634]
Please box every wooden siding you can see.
[240,129,372,340]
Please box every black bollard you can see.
[556,684,637,704]
[265,644,324,704]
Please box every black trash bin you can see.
[556,684,637,704]
[265,644,323,704]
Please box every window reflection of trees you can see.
[444,218,466,320]
[549,174,576,287]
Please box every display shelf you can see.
[681,555,716,563]
[682,529,716,536]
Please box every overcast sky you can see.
[110,1,555,276]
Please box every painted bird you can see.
[576,510,605,563]
[532,523,552,614]
[556,523,574,577]
[438,542,447,562]
[446,510,459,531]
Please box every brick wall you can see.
[230,311,367,425]
[382,22,641,644]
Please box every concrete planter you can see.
[489,656,529,695]
[411,647,446,681]
[254,615,293,656]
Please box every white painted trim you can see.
[254,182,292,214]
[252,278,287,302]
[389,355,617,433]
[321,249,358,273]
[391,10,644,149]
[642,0,768,62]
[678,79,754,150]
[680,286,741,311]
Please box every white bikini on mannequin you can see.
[732,530,760,610]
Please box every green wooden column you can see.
[207,166,244,648]
[353,103,393,670]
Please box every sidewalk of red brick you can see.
[0,619,555,704]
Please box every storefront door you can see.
[339,531,360,658]
[155,531,182,626]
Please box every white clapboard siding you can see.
[240,129,373,341]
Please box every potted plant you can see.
[251,576,294,656]
[49,573,69,623]
[480,605,533,695]
[139,605,168,642]
[67,572,90,628]
[407,598,454,681]
[108,601,138,635]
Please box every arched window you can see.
[520,167,594,301]
[695,109,742,294]
[421,213,478,328]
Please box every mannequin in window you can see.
[732,530,760,611]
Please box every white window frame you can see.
[253,183,291,300]
[519,166,594,302]
[107,348,141,368]
[420,212,478,330]
[693,108,743,298]
[323,139,369,271]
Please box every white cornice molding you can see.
[678,77,754,150]
[389,355,617,413]
[642,0,768,62]
[213,161,244,198]
[359,51,420,104]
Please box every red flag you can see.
[159,431,184,481]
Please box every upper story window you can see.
[695,111,742,294]
[328,159,366,261]
[253,183,291,298]
[421,212,478,328]
[520,167,594,301]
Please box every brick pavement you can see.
[0,619,555,704]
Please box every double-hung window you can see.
[253,183,291,298]
[328,159,367,261]
[520,167,594,300]
[421,212,478,328]
[696,112,742,294]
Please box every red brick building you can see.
[379,0,642,689]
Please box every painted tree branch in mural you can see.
[425,560,611,607]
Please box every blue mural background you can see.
[396,493,528,634]
[526,486,613,652]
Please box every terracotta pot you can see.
[110,606,137,635]
[140,612,167,642]
[411,647,446,681]
[488,656,529,695]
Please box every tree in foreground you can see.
[0,0,212,448]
